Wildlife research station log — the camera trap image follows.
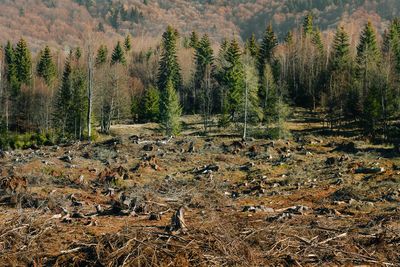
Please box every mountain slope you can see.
[0,0,399,50]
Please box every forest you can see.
[0,13,399,149]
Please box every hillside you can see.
[1,0,400,50]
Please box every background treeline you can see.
[0,14,400,149]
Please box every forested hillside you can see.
[2,0,400,50]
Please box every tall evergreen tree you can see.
[189,31,199,49]
[258,24,278,108]
[245,33,259,58]
[157,26,182,93]
[14,38,32,85]
[194,34,214,131]
[303,13,314,35]
[124,34,132,52]
[37,45,57,86]
[356,22,382,135]
[96,45,108,66]
[221,39,245,122]
[54,57,73,134]
[111,41,126,65]
[159,79,182,136]
[4,41,20,95]
[140,86,160,122]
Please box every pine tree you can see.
[140,86,160,122]
[245,33,259,58]
[312,29,324,54]
[54,57,73,134]
[189,31,199,49]
[258,24,278,108]
[285,31,294,45]
[71,67,87,139]
[159,79,182,135]
[124,34,132,52]
[37,45,57,86]
[328,26,354,127]
[14,38,32,85]
[157,26,182,93]
[330,27,351,71]
[303,13,314,35]
[4,41,20,95]
[356,22,383,136]
[194,34,214,131]
[75,47,82,61]
[96,45,108,66]
[222,39,245,121]
[357,22,381,73]
[111,41,126,65]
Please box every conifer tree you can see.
[189,31,199,49]
[75,47,82,61]
[37,45,57,86]
[111,41,126,65]
[356,22,382,135]
[221,39,245,122]
[258,24,278,108]
[4,41,20,95]
[71,67,87,139]
[140,86,160,122]
[327,26,354,127]
[159,79,182,135]
[14,38,32,85]
[194,34,214,131]
[303,13,314,35]
[245,33,259,58]
[157,26,182,93]
[54,57,73,135]
[124,34,132,52]
[96,45,108,66]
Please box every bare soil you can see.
[0,112,399,266]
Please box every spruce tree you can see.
[303,13,314,35]
[54,57,73,134]
[194,34,214,131]
[96,45,108,66]
[75,47,82,61]
[159,79,182,136]
[356,22,382,135]
[357,21,381,72]
[111,41,126,65]
[37,45,57,86]
[14,38,32,85]
[71,67,87,139]
[124,34,132,52]
[140,86,160,122]
[245,33,259,58]
[189,31,199,49]
[258,24,278,108]
[4,41,20,95]
[157,26,182,93]
[222,39,244,121]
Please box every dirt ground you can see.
[0,112,399,266]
